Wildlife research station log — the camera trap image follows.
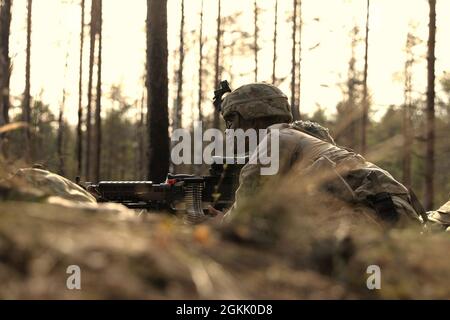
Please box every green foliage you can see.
[101,103,142,180]
[9,100,59,168]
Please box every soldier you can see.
[208,82,427,227]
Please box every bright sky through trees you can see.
[8,0,450,125]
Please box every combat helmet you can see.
[221,83,293,122]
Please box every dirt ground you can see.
[0,166,449,299]
[0,197,449,299]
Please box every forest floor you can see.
[0,166,449,299]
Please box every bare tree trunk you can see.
[213,0,221,129]
[57,100,65,175]
[296,0,302,118]
[272,0,278,85]
[76,0,85,178]
[0,0,11,158]
[253,0,258,82]
[146,0,169,182]
[290,0,300,120]
[402,33,413,188]
[23,0,32,162]
[197,0,204,122]
[425,0,436,210]
[57,55,69,176]
[138,79,145,178]
[93,0,102,182]
[361,0,370,155]
[0,0,11,130]
[175,0,184,130]
[85,0,97,180]
[347,26,359,150]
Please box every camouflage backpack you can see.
[289,121,426,225]
[12,168,96,203]
[427,199,450,231]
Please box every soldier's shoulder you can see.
[265,123,306,148]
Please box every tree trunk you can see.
[175,0,184,130]
[197,0,204,122]
[0,0,11,158]
[146,0,169,182]
[425,0,436,210]
[347,26,359,150]
[76,0,85,178]
[253,0,258,82]
[296,0,302,118]
[402,32,415,189]
[0,0,11,131]
[57,61,68,177]
[85,0,97,180]
[361,0,370,155]
[213,0,221,129]
[138,81,145,178]
[23,0,32,162]
[93,0,102,182]
[290,0,300,120]
[272,0,278,85]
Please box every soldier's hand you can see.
[207,205,225,224]
[207,205,223,217]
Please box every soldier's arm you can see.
[223,128,301,221]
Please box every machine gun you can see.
[81,156,247,223]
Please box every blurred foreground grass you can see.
[0,161,449,299]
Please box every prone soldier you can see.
[209,82,429,227]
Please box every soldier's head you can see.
[220,83,293,131]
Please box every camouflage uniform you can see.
[427,200,450,231]
[13,168,97,203]
[221,83,424,225]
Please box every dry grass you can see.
[0,184,448,299]
[0,155,449,299]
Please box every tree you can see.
[296,0,302,114]
[197,0,204,122]
[93,0,102,182]
[0,0,11,133]
[138,80,146,178]
[174,0,184,130]
[57,55,69,176]
[85,0,97,179]
[361,0,370,155]
[23,0,32,161]
[213,0,222,129]
[76,0,85,177]
[425,0,436,210]
[253,0,258,82]
[334,26,362,150]
[220,13,250,85]
[290,0,300,120]
[146,0,169,182]
[402,31,419,188]
[272,0,278,85]
[102,86,138,180]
